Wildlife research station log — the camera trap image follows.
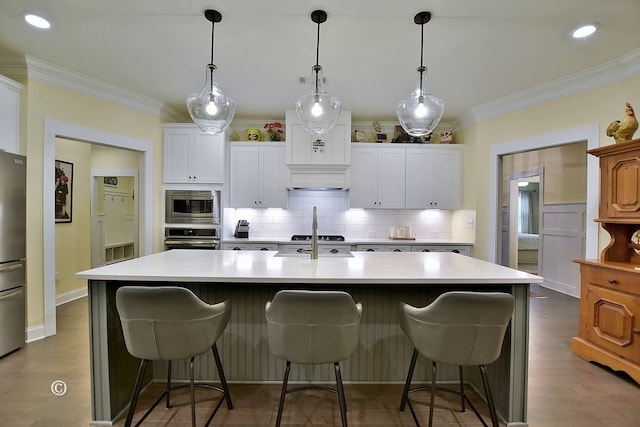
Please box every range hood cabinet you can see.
[285,110,351,190]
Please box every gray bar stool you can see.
[399,291,515,427]
[265,290,362,427]
[116,286,233,427]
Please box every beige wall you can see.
[21,79,163,329]
[501,142,587,206]
[464,73,640,261]
[54,138,92,296]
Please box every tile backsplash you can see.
[224,190,474,241]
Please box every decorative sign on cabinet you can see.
[229,143,287,208]
[163,124,225,184]
[573,138,640,384]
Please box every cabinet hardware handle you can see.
[608,279,617,285]
[633,329,640,335]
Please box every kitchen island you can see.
[77,249,541,426]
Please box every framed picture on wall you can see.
[55,159,73,223]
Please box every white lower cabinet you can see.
[230,143,286,208]
[222,243,279,251]
[411,245,471,256]
[356,245,410,252]
[279,244,352,255]
[350,145,405,209]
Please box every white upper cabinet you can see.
[350,145,406,209]
[230,143,286,208]
[405,145,462,210]
[0,75,22,154]
[163,124,224,184]
[350,143,462,210]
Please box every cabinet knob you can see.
[633,328,640,335]
[608,279,618,285]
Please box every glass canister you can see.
[245,128,261,141]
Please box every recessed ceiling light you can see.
[24,13,51,29]
[572,23,597,39]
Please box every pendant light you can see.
[186,9,236,134]
[294,10,342,136]
[396,11,444,137]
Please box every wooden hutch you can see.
[573,138,640,383]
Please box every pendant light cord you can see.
[210,19,215,65]
[209,19,216,92]
[418,21,425,95]
[314,18,321,93]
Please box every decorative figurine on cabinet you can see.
[606,102,638,144]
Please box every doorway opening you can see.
[43,119,153,339]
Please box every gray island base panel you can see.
[77,250,541,426]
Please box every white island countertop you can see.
[76,249,541,285]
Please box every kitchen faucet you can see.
[305,206,318,259]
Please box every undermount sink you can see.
[273,251,354,258]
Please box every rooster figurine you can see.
[606,102,638,144]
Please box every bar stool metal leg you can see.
[189,357,196,427]
[212,343,233,410]
[275,361,291,427]
[166,360,172,409]
[334,362,348,427]
[400,349,418,412]
[479,365,499,427]
[124,359,149,427]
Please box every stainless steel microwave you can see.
[165,190,220,224]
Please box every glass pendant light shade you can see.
[396,67,444,136]
[187,64,236,134]
[186,10,235,134]
[397,11,444,137]
[295,65,342,136]
[295,10,342,136]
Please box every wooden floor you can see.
[1,285,639,426]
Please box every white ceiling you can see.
[1,0,639,123]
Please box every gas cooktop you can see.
[291,235,345,242]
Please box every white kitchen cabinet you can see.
[405,145,462,210]
[229,143,286,208]
[350,145,405,209]
[355,244,410,252]
[0,75,22,154]
[279,243,352,255]
[163,124,224,184]
[411,245,471,256]
[222,243,278,251]
[285,109,351,189]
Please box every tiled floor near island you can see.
[0,286,639,426]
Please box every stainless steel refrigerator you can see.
[0,151,26,357]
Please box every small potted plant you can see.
[264,122,284,141]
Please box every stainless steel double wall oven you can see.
[164,190,221,250]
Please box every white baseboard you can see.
[56,287,88,306]
[26,287,89,343]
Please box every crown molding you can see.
[0,54,184,122]
[453,48,640,131]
